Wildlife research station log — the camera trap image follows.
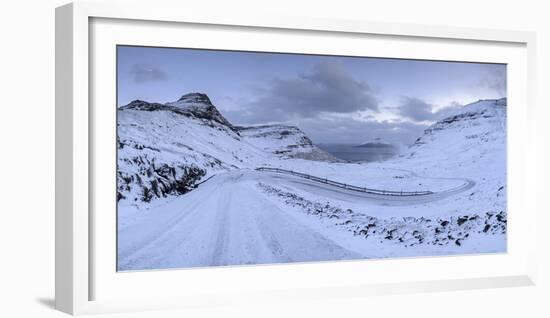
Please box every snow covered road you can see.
[118,169,476,271]
[118,171,364,270]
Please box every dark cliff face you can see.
[176,92,212,105]
[119,100,166,111]
[170,93,234,128]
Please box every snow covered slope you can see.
[117,93,264,207]
[406,98,506,165]
[393,98,507,213]
[117,93,335,207]
[237,124,340,161]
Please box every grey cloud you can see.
[435,101,464,119]
[396,97,436,122]
[225,104,429,146]
[129,64,167,83]
[396,97,463,122]
[231,62,378,123]
[480,65,507,96]
[296,117,429,146]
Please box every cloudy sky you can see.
[117,45,506,146]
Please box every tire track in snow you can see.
[118,176,221,269]
[244,182,360,263]
[209,174,237,266]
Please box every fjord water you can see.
[318,144,398,162]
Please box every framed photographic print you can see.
[56,2,538,315]
[116,46,508,271]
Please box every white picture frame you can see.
[55,1,538,315]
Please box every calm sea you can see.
[318,144,397,163]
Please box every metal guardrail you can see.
[255,167,433,197]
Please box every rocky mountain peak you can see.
[120,93,234,130]
[167,93,233,128]
[176,92,213,105]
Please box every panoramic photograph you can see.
[116,45,507,271]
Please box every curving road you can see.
[117,169,475,271]
[262,168,475,206]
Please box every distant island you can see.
[354,138,396,149]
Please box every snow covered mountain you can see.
[237,124,340,161]
[386,98,507,214]
[117,93,336,206]
[404,98,506,180]
[164,93,235,128]
[120,93,235,132]
[407,98,506,162]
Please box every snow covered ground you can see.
[117,94,507,271]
